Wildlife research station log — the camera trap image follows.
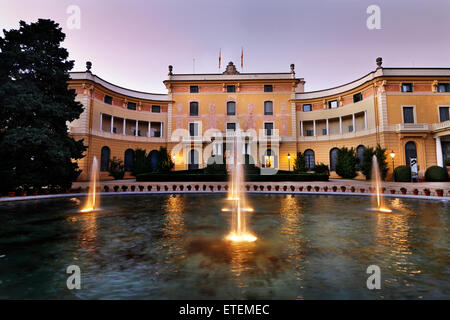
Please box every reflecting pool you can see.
[0,194,448,299]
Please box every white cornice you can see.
[69,72,171,101]
[295,68,450,100]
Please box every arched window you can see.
[405,141,417,166]
[356,145,366,168]
[189,102,198,116]
[264,101,273,115]
[304,149,315,171]
[100,146,110,171]
[262,149,276,168]
[124,149,134,172]
[227,101,236,115]
[188,149,199,170]
[149,150,159,172]
[329,148,339,172]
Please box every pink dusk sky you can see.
[1,0,449,93]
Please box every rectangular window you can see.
[190,102,199,116]
[439,106,449,122]
[264,101,273,115]
[227,101,236,115]
[264,85,273,92]
[348,125,353,132]
[306,130,313,136]
[438,83,450,92]
[127,102,137,110]
[403,106,415,123]
[226,123,236,131]
[322,128,327,135]
[353,93,363,103]
[190,86,199,93]
[401,83,413,92]
[189,123,199,136]
[264,122,274,136]
[328,100,338,109]
[104,95,113,105]
[152,105,161,113]
[227,85,236,93]
[302,104,312,112]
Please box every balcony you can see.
[395,123,429,132]
[431,120,450,132]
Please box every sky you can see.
[1,0,449,93]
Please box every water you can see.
[0,194,448,299]
[81,156,99,213]
[372,155,391,212]
[225,131,256,242]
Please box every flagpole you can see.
[241,47,243,71]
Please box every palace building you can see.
[68,58,450,181]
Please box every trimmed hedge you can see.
[246,173,328,182]
[425,166,449,182]
[393,165,411,182]
[137,173,227,182]
[136,172,329,182]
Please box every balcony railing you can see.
[395,123,429,132]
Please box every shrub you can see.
[293,152,307,173]
[425,166,449,182]
[360,145,389,180]
[314,163,330,175]
[393,165,411,182]
[121,185,128,191]
[157,147,174,172]
[445,157,450,166]
[132,149,150,176]
[335,147,358,179]
[205,156,227,174]
[109,157,125,180]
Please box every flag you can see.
[241,47,244,70]
[218,49,221,69]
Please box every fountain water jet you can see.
[81,156,100,213]
[372,155,392,213]
[224,130,257,242]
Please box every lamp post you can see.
[288,153,291,171]
[389,150,395,181]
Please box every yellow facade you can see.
[68,61,450,181]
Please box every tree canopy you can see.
[0,19,86,192]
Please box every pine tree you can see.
[293,152,307,172]
[361,145,389,180]
[335,147,358,179]
[0,19,86,192]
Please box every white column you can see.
[123,118,126,135]
[326,119,329,135]
[110,115,114,133]
[352,114,356,132]
[99,113,103,131]
[300,121,303,136]
[135,120,138,136]
[313,120,316,136]
[339,117,343,134]
[436,136,443,167]
[160,122,163,138]
[364,110,367,129]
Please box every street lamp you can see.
[389,150,395,180]
[288,153,291,171]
